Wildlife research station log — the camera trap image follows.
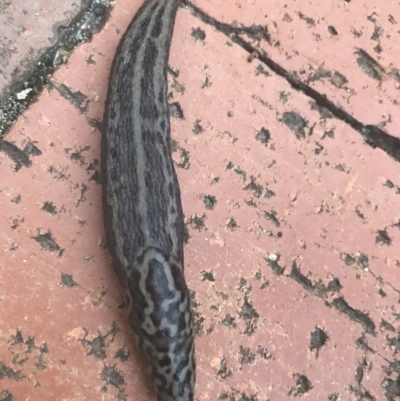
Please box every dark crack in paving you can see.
[0,0,113,138]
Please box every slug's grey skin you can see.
[101,0,195,400]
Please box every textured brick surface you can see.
[0,0,81,98]
[1,1,399,401]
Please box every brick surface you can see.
[1,1,399,401]
[0,0,82,98]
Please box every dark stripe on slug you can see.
[141,127,176,250]
[140,40,159,120]
[160,119,166,131]
[123,242,132,261]
[168,182,174,197]
[161,144,173,175]
[158,85,164,104]
[184,369,193,386]
[149,1,159,14]
[126,270,150,330]
[115,16,152,87]
[151,5,166,39]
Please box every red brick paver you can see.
[0,0,82,98]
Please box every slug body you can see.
[101,1,195,400]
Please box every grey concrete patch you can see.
[0,0,112,137]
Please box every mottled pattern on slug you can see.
[101,0,195,400]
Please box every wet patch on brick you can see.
[355,359,367,385]
[221,314,237,329]
[60,273,78,288]
[375,229,392,245]
[348,385,375,401]
[101,364,126,400]
[4,330,50,377]
[231,164,246,181]
[0,141,32,170]
[254,269,269,290]
[66,144,90,166]
[169,101,184,119]
[382,377,400,401]
[171,139,190,169]
[42,201,58,215]
[0,362,23,381]
[297,12,315,27]
[0,391,16,401]
[243,176,263,198]
[272,259,379,337]
[327,26,338,36]
[191,27,206,42]
[330,71,348,88]
[76,183,89,207]
[186,213,206,232]
[81,322,119,360]
[238,278,252,295]
[264,188,276,199]
[310,101,333,119]
[331,297,376,335]
[203,195,217,210]
[255,127,271,145]
[288,374,313,397]
[170,76,185,95]
[342,252,369,271]
[51,81,89,112]
[238,346,256,366]
[265,253,285,276]
[217,358,232,380]
[264,210,280,227]
[9,216,24,230]
[226,217,238,231]
[355,334,374,353]
[192,119,203,135]
[309,327,329,357]
[190,291,205,335]
[32,230,63,255]
[114,348,130,363]
[384,179,400,194]
[201,270,215,282]
[289,261,329,298]
[355,49,385,81]
[281,111,308,139]
[380,319,395,333]
[255,64,270,77]
[308,66,332,83]
[238,297,259,335]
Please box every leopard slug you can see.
[101,0,195,400]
